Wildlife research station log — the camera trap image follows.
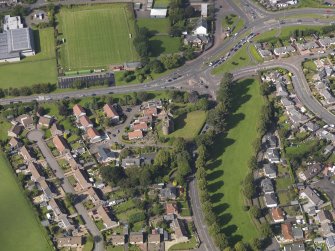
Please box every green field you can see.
[58,4,139,70]
[149,35,181,56]
[168,110,207,139]
[153,0,170,8]
[137,18,180,56]
[212,45,255,75]
[0,154,52,251]
[137,18,170,34]
[206,78,263,243]
[0,28,57,88]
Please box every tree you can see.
[207,102,228,132]
[137,91,150,102]
[260,223,272,238]
[133,27,150,58]
[169,26,182,37]
[196,98,210,110]
[139,168,152,187]
[175,154,191,185]
[184,5,195,18]
[160,54,183,69]
[249,205,262,219]
[58,104,69,116]
[36,106,46,116]
[154,149,171,168]
[243,172,255,199]
[0,88,4,98]
[149,59,165,73]
[100,165,126,186]
[252,238,262,250]
[217,73,234,108]
[234,241,247,251]
[248,156,258,170]
[151,203,164,216]
[188,91,199,103]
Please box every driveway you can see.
[28,130,104,251]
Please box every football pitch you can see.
[58,4,139,70]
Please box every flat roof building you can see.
[0,16,35,62]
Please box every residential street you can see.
[27,130,104,251]
[189,177,219,251]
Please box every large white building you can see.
[0,15,35,63]
[193,19,208,36]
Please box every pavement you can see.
[27,130,104,251]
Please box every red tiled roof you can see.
[271,207,284,221]
[73,104,85,117]
[79,115,92,128]
[128,130,143,140]
[132,122,148,131]
[103,104,119,118]
[53,135,69,153]
[281,223,294,241]
[87,127,100,139]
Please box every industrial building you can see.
[0,15,35,63]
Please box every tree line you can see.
[194,74,275,250]
[0,83,55,98]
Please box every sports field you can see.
[58,4,139,70]
[207,78,263,243]
[0,28,57,88]
[0,154,52,251]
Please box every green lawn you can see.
[298,0,333,8]
[0,119,11,141]
[249,45,263,63]
[212,45,255,75]
[206,78,264,243]
[0,28,57,88]
[149,35,181,56]
[154,0,170,8]
[221,14,245,34]
[0,154,52,251]
[137,18,170,34]
[58,4,139,70]
[169,235,198,250]
[167,110,207,139]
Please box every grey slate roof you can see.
[0,28,34,60]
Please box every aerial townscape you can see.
[4,0,335,251]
